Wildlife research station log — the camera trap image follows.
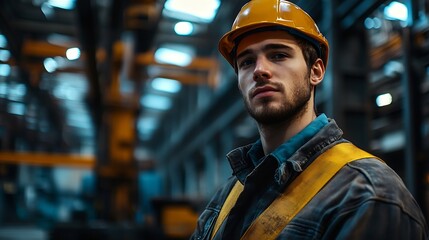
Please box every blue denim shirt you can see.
[191,118,428,240]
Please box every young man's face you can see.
[236,30,313,125]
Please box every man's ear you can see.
[310,58,325,86]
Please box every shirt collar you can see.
[248,114,329,167]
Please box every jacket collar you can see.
[226,118,343,185]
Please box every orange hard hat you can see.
[218,0,329,68]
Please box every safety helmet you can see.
[218,0,329,68]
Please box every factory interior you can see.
[0,0,428,239]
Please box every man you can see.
[191,0,428,239]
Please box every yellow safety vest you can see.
[210,142,380,240]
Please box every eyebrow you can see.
[236,43,295,60]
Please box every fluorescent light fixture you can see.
[0,34,7,48]
[44,58,58,73]
[141,94,172,110]
[0,64,10,76]
[47,0,76,10]
[152,77,182,93]
[8,102,25,115]
[384,1,408,22]
[66,47,80,60]
[154,46,193,67]
[174,21,194,35]
[376,93,393,107]
[164,0,221,23]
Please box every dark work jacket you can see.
[190,119,428,240]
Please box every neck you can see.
[258,109,317,155]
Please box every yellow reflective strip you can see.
[241,142,379,240]
[210,180,244,240]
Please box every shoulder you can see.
[330,158,425,222]
[290,157,427,237]
[344,158,409,200]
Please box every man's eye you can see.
[238,59,254,68]
[270,53,289,60]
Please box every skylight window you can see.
[163,0,221,23]
[151,77,182,93]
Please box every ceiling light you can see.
[154,46,193,67]
[47,34,73,46]
[66,113,92,129]
[0,82,7,96]
[151,77,182,93]
[384,60,403,77]
[164,0,220,23]
[53,85,82,101]
[141,94,172,110]
[0,64,10,76]
[66,47,80,60]
[0,34,7,48]
[376,93,393,107]
[47,0,76,10]
[384,1,408,22]
[364,18,374,29]
[44,58,58,73]
[138,117,159,140]
[379,131,405,152]
[41,3,54,18]
[138,117,158,134]
[8,102,25,115]
[174,21,194,35]
[364,17,381,30]
[0,50,11,62]
[8,83,27,101]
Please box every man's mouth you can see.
[251,86,279,98]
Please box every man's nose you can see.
[253,57,272,82]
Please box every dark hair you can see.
[294,36,320,114]
[295,37,319,70]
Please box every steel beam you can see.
[0,152,94,168]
